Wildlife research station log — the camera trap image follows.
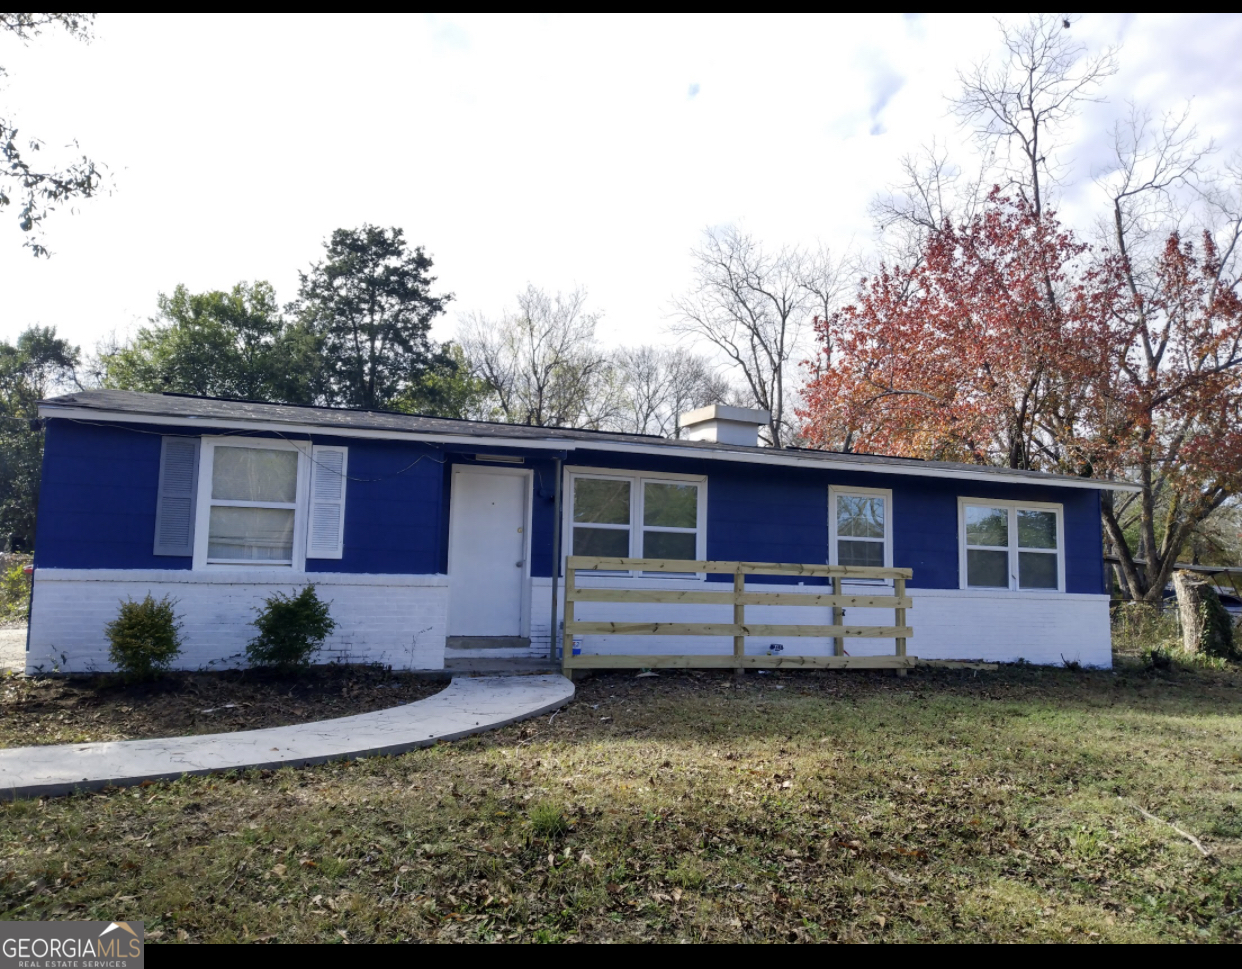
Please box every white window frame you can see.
[957,497,1065,593]
[828,486,893,582]
[193,437,312,571]
[563,466,707,578]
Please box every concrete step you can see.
[446,656,562,674]
[446,636,532,650]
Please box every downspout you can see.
[548,455,564,664]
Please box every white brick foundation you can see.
[28,570,448,674]
[529,577,1112,667]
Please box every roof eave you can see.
[38,401,1142,493]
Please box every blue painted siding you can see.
[36,420,450,575]
[35,418,1106,594]
[304,435,446,576]
[35,419,182,570]
[559,452,1106,595]
[529,457,561,579]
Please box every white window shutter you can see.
[153,436,199,556]
[306,446,348,559]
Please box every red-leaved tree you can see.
[800,194,1117,469]
[800,194,1242,603]
[1092,231,1242,600]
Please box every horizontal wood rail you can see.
[561,556,913,674]
[570,557,912,580]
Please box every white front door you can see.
[447,466,530,637]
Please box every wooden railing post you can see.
[733,569,745,676]
[562,562,576,672]
[832,576,844,656]
[894,575,907,677]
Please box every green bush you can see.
[246,585,336,670]
[0,561,30,621]
[105,595,183,679]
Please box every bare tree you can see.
[672,226,847,446]
[458,285,615,429]
[873,16,1116,262]
[953,13,1118,219]
[609,345,732,437]
[869,140,989,265]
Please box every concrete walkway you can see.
[0,673,574,800]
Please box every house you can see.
[27,390,1139,673]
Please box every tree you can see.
[0,326,79,548]
[873,16,1118,283]
[387,342,491,421]
[459,285,615,429]
[672,227,846,446]
[99,282,322,404]
[609,345,732,437]
[1185,501,1242,569]
[833,13,1242,608]
[1093,229,1242,603]
[1,13,102,256]
[952,13,1117,222]
[800,194,1242,606]
[800,193,1117,468]
[294,225,452,411]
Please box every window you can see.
[829,487,892,572]
[189,437,348,569]
[207,445,300,564]
[959,498,1063,591]
[567,469,706,574]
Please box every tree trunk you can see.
[1173,570,1236,657]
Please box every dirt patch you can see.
[0,665,447,748]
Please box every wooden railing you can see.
[561,556,913,672]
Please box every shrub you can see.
[1111,601,1179,655]
[246,585,336,670]
[105,595,183,679]
[0,560,30,621]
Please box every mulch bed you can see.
[0,665,447,748]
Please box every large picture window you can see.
[567,469,706,574]
[959,498,1063,592]
[829,486,892,572]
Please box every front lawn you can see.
[2,659,1241,942]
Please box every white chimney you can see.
[679,404,771,447]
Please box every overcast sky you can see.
[3,13,1241,358]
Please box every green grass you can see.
[2,658,1242,942]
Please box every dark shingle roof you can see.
[39,389,1135,491]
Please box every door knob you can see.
[516,561,524,568]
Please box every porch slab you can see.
[0,673,574,800]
